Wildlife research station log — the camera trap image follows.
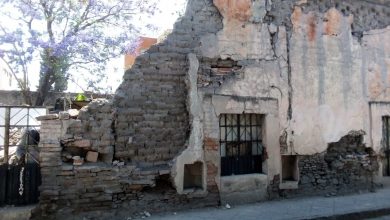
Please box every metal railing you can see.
[0,106,47,164]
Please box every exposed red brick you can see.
[324,8,341,36]
[206,161,219,193]
[307,14,317,42]
[213,0,252,22]
[204,137,219,151]
[207,162,218,176]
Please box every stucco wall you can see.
[194,0,390,198]
[37,0,390,217]
[290,7,390,155]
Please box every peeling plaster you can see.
[171,54,207,195]
[200,0,273,60]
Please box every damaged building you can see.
[35,0,390,219]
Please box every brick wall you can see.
[66,99,115,163]
[36,0,223,218]
[35,0,390,218]
[112,0,222,164]
[37,116,219,219]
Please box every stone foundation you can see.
[289,131,379,197]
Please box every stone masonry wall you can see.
[37,116,218,220]
[291,131,379,197]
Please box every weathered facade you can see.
[35,0,390,219]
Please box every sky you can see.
[102,0,187,94]
[0,0,188,93]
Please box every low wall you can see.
[285,131,379,197]
[0,90,111,106]
[36,116,218,220]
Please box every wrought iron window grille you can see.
[219,114,263,176]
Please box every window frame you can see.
[219,113,263,176]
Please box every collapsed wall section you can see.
[35,0,390,217]
[37,117,218,219]
[63,99,115,163]
[112,0,223,165]
[36,0,224,218]
[288,131,379,197]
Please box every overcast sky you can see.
[0,0,188,93]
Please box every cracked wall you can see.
[289,4,390,155]
[195,0,390,200]
[37,0,390,216]
[110,0,223,165]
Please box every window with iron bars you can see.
[219,114,263,176]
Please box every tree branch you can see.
[0,26,29,89]
[0,57,27,91]
[40,0,55,43]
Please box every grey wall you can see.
[0,90,112,106]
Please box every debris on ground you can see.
[143,211,151,217]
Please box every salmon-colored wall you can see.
[124,37,157,70]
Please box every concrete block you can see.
[36,114,59,121]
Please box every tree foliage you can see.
[0,0,157,105]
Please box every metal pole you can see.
[26,108,30,164]
[385,117,390,176]
[4,107,10,164]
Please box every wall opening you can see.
[282,155,298,182]
[219,114,263,176]
[183,162,203,190]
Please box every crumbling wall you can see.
[112,0,223,165]
[295,131,378,196]
[37,116,218,220]
[196,0,389,200]
[196,0,390,156]
[37,1,224,218]
[267,0,390,35]
[63,99,115,163]
[286,2,390,155]
[36,0,390,217]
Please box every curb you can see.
[307,207,390,220]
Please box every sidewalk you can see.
[0,205,35,220]
[147,188,390,220]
